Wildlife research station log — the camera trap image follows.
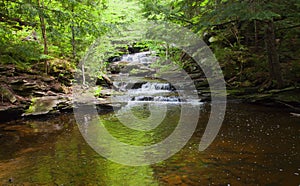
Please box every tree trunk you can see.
[254,20,258,51]
[264,20,284,88]
[71,6,76,59]
[82,64,86,85]
[38,0,48,73]
[71,26,76,59]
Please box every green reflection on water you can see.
[0,112,162,185]
[0,103,299,185]
[99,104,180,146]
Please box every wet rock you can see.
[10,79,27,84]
[128,45,143,54]
[184,64,202,74]
[0,86,17,103]
[51,83,64,93]
[22,96,71,116]
[112,81,147,91]
[109,60,154,75]
[290,113,300,117]
[11,81,41,96]
[98,89,116,97]
[107,56,121,62]
[121,81,148,89]
[0,65,10,72]
[0,64,15,77]
[42,76,55,82]
[46,59,74,86]
[0,105,26,121]
[154,96,181,102]
[33,90,58,97]
[194,80,209,89]
[131,96,154,101]
[33,91,48,97]
[124,63,144,72]
[129,68,154,76]
[0,64,74,121]
[46,91,58,96]
[96,74,113,87]
[188,73,203,80]
[109,61,130,74]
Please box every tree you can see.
[140,0,300,88]
[37,0,48,73]
[0,0,109,70]
[264,19,283,88]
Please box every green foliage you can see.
[0,26,43,67]
[25,97,37,114]
[0,0,298,87]
[0,0,109,68]
[139,0,300,87]
[94,86,103,97]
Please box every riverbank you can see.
[0,62,299,122]
[227,86,300,110]
[0,64,72,121]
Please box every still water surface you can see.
[0,103,299,185]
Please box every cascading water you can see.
[127,82,179,102]
[120,51,157,64]
[109,51,201,104]
[113,81,181,103]
[141,82,173,91]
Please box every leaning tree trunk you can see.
[71,25,76,59]
[38,0,48,74]
[264,20,284,88]
[71,6,76,60]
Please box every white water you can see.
[111,51,201,104]
[120,51,157,64]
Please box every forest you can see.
[1,0,299,87]
[0,0,299,106]
[0,0,299,185]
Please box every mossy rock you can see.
[23,96,69,116]
[129,69,151,76]
[0,86,17,103]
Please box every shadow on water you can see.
[0,103,299,185]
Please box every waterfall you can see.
[120,51,157,64]
[141,82,173,91]
[110,51,200,104]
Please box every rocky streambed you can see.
[1,51,300,122]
